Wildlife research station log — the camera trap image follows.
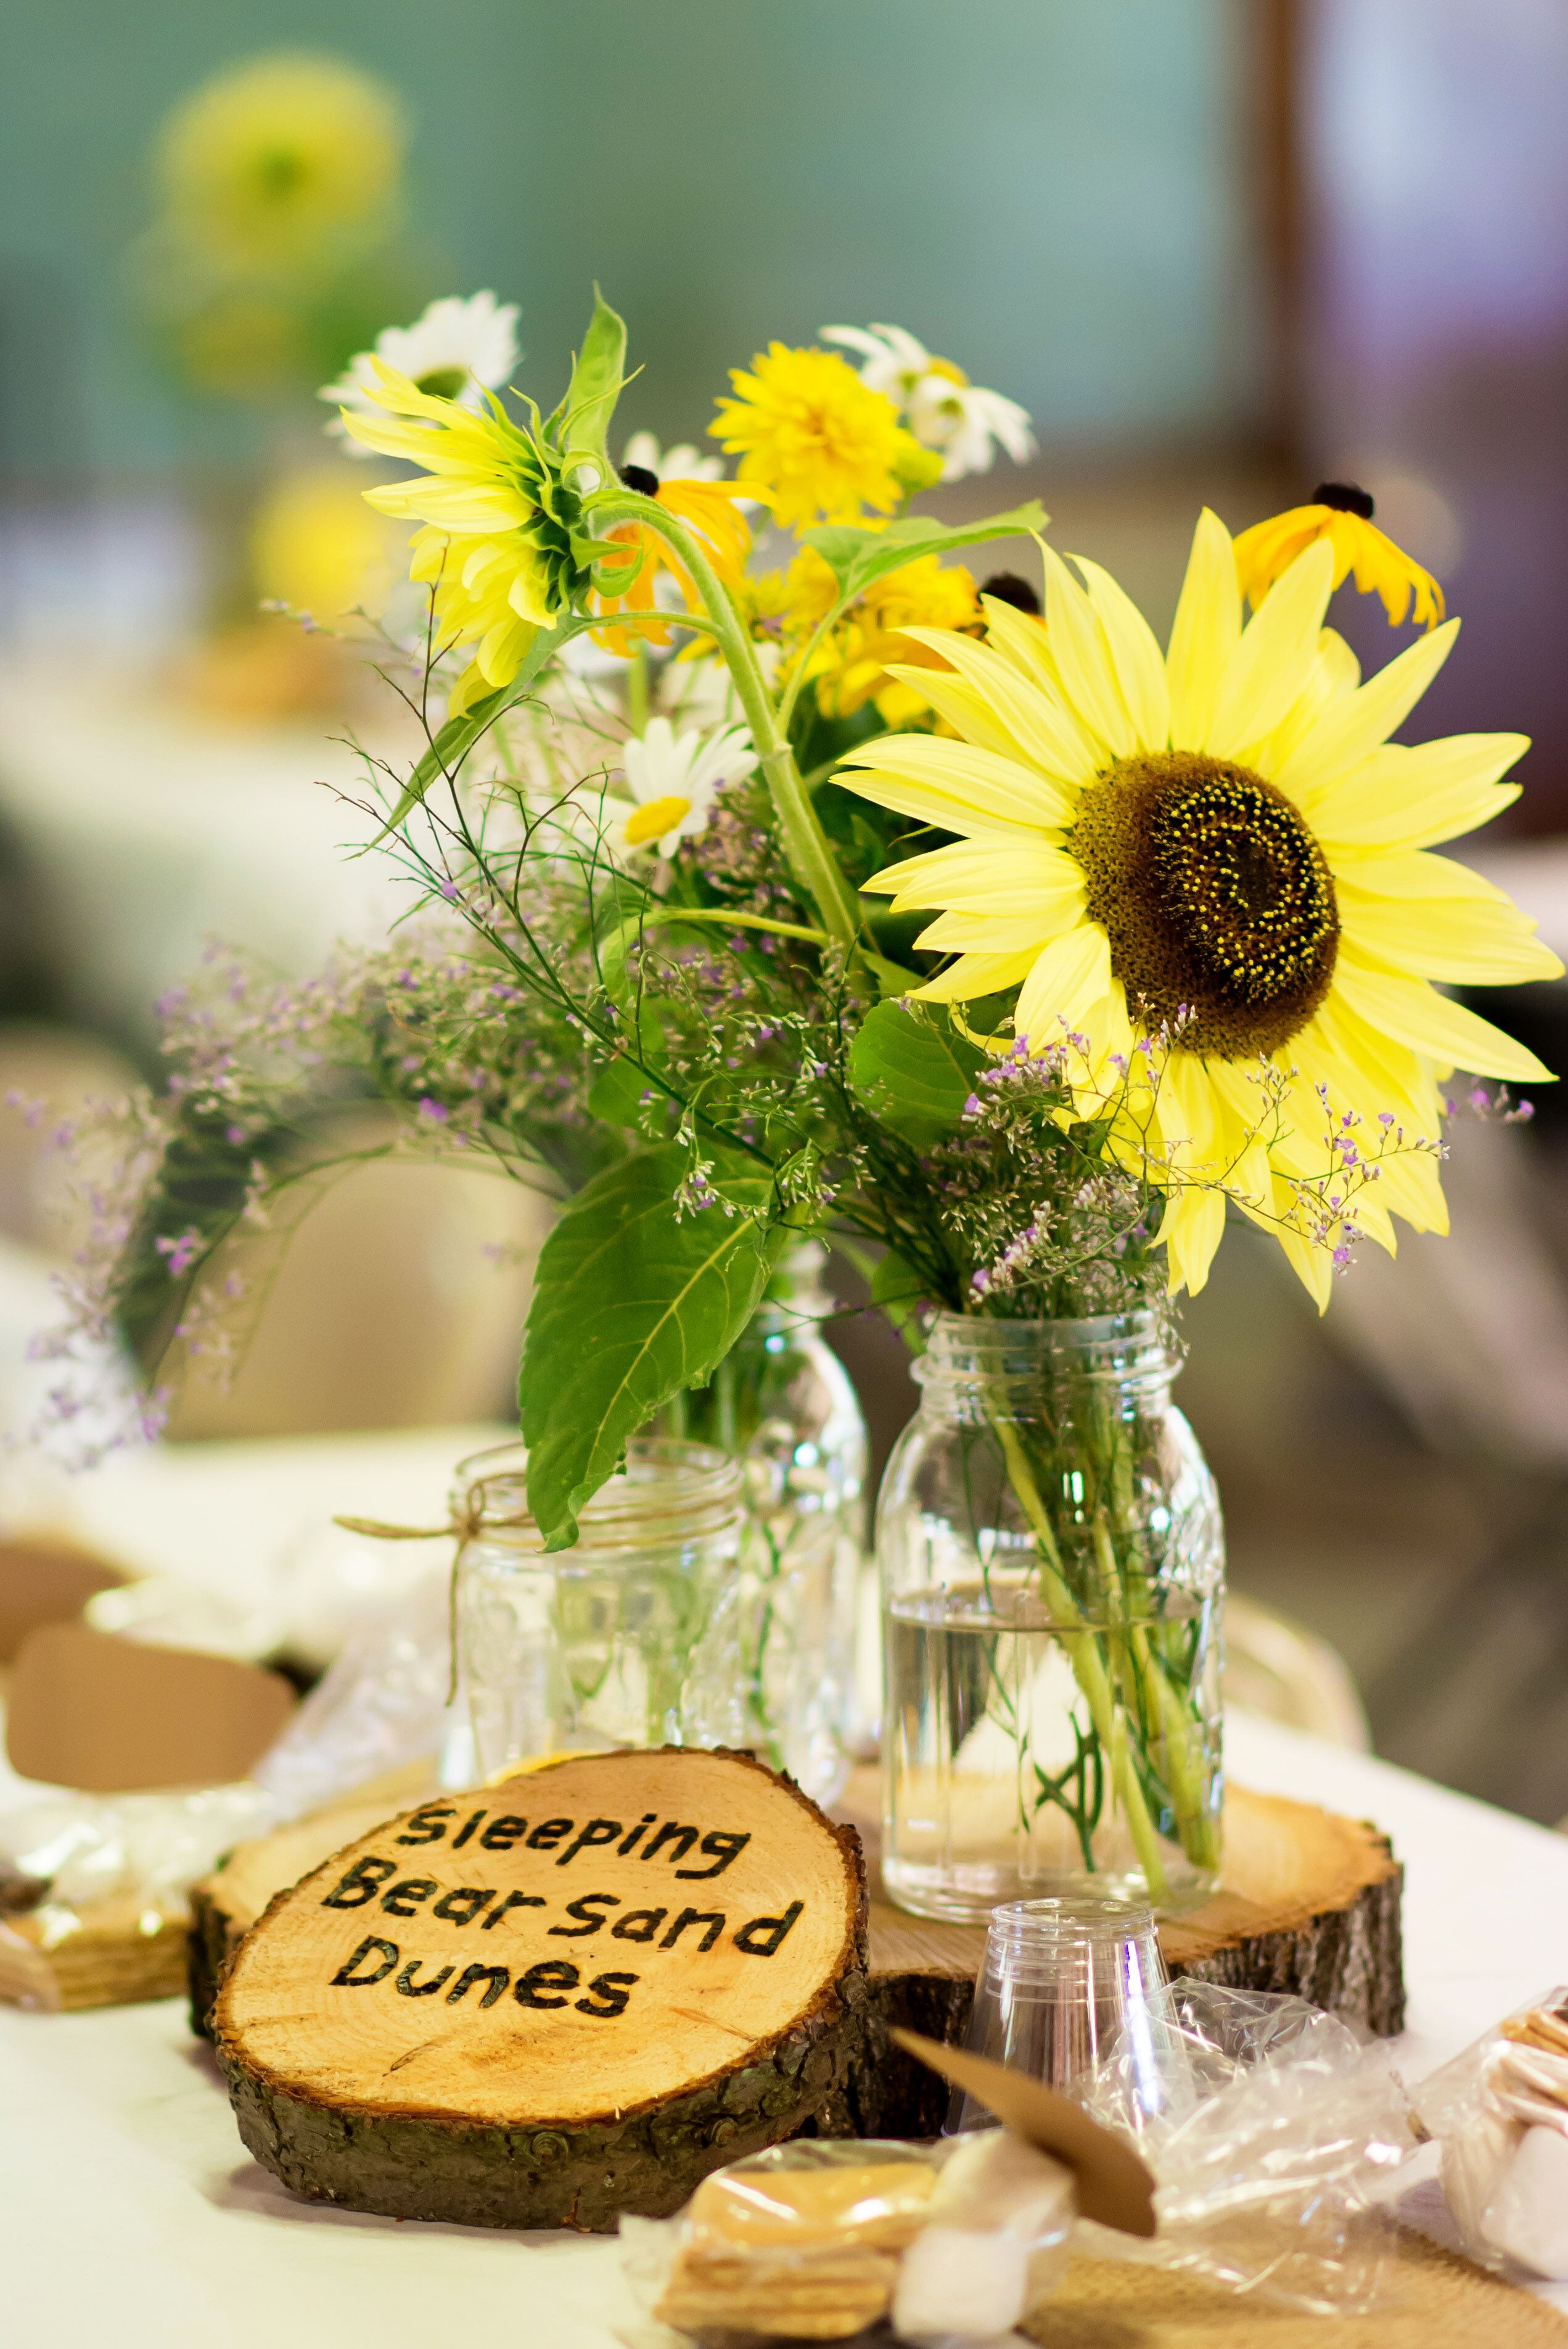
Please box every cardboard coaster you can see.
[6,1622,295,1792]
[0,1536,129,1661]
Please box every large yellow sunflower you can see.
[837,512,1559,1304]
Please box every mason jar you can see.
[447,1434,848,1804]
[655,1243,866,1786]
[879,1311,1224,1922]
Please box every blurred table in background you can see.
[0,654,418,1050]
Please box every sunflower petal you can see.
[1273,619,1461,800]
[880,664,1046,765]
[1333,947,1554,1080]
[1330,847,1511,902]
[840,733,1075,829]
[1072,556,1170,752]
[1339,884,1562,985]
[894,627,1101,786]
[866,840,1077,903]
[1307,734,1527,852]
[981,594,1060,694]
[914,908,1070,953]
[1160,1185,1227,1296]
[1014,921,1112,1047]
[1206,538,1336,759]
[913,949,1039,1003]
[1041,547,1138,757]
[1167,508,1241,748]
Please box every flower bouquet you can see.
[70,291,1557,1906]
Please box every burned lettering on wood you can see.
[218,1746,867,2229]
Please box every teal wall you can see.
[0,0,1261,479]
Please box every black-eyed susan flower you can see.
[710,344,938,529]
[589,455,752,657]
[1234,483,1445,630]
[835,513,1559,1304]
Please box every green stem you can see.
[590,493,863,946]
[626,643,649,734]
[993,1418,1171,1901]
[631,907,831,947]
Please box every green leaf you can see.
[871,1245,929,1349]
[560,290,626,475]
[848,999,984,1149]
[519,1143,784,1549]
[801,502,1048,603]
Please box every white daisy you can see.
[821,321,1036,483]
[821,322,937,405]
[621,429,724,485]
[613,718,756,857]
[320,293,521,455]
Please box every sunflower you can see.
[341,358,589,709]
[1235,483,1444,630]
[155,54,403,270]
[836,513,1559,1303]
[589,457,752,657]
[710,343,939,529]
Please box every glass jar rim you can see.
[453,1436,743,1555]
[916,1307,1176,1383]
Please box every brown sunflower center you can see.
[1070,751,1339,1056]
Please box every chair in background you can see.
[1224,1592,1371,1750]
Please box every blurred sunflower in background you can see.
[839,512,1559,1303]
[156,54,404,271]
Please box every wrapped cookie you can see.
[1415,1989,1568,2279]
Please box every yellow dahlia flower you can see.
[1235,483,1444,630]
[710,344,938,529]
[837,512,1559,1304]
[155,54,403,269]
[787,548,980,724]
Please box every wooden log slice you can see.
[214,1746,868,2232]
[188,1764,439,2038]
[840,1773,1403,2139]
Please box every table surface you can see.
[6,1712,1568,2348]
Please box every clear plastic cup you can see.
[946,1894,1175,2131]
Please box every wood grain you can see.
[840,1770,1403,2138]
[214,1746,869,2229]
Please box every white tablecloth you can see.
[4,1713,1568,2346]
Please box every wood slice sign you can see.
[214,1747,868,2231]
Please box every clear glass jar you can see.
[879,1311,1223,1922]
[655,1244,866,1788]
[448,1433,849,1804]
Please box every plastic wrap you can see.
[253,1569,453,1817]
[620,2134,1075,2345]
[1413,1987,1568,2277]
[1080,1982,1415,2314]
